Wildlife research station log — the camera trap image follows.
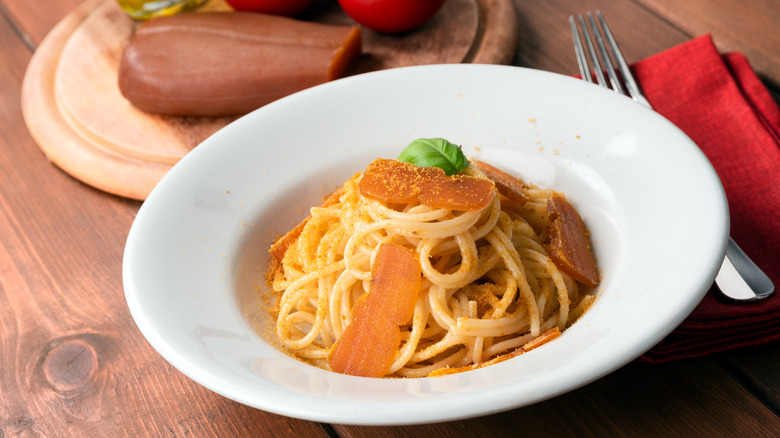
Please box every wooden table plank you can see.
[637,0,780,87]
[1,0,82,46]
[0,4,333,436]
[332,357,780,437]
[511,0,690,75]
[723,343,780,414]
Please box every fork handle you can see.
[715,238,775,301]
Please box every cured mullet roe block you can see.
[118,12,362,117]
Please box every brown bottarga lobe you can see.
[118,12,362,117]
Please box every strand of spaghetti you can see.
[470,195,502,240]
[466,299,485,364]
[480,314,560,358]
[485,228,541,336]
[315,240,340,346]
[417,304,447,339]
[425,246,501,306]
[366,199,451,222]
[565,275,579,304]
[397,349,469,378]
[409,332,467,363]
[482,332,537,357]
[535,276,554,318]
[277,259,345,308]
[388,293,430,373]
[523,248,570,330]
[568,295,595,326]
[418,232,479,288]
[526,187,555,198]
[396,196,498,259]
[329,269,359,338]
[453,312,530,337]
[276,262,345,348]
[451,292,470,319]
[428,284,457,329]
[292,344,330,360]
[383,210,485,240]
[512,219,540,241]
[540,314,559,332]
[278,307,315,348]
[524,200,549,219]
[314,221,343,268]
[298,207,339,272]
[343,220,391,280]
[484,269,518,318]
[280,312,317,350]
[318,275,335,347]
[276,287,314,335]
[515,233,546,254]
[279,274,331,350]
[413,197,499,258]
[470,336,485,365]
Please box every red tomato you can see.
[224,0,316,16]
[338,0,446,33]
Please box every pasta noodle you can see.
[267,158,597,378]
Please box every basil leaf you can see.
[397,138,469,176]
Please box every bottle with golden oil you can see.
[117,0,208,21]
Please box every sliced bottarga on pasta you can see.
[547,195,599,287]
[359,158,495,210]
[328,310,401,378]
[418,174,494,210]
[472,161,529,207]
[328,243,421,377]
[358,158,444,204]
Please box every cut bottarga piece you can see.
[328,243,421,377]
[358,158,446,204]
[547,195,599,287]
[472,161,529,207]
[418,175,495,211]
[118,12,362,117]
[327,311,401,378]
[358,158,495,211]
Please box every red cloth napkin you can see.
[627,35,780,363]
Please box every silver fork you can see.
[570,11,774,302]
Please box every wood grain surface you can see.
[636,0,780,86]
[21,0,518,200]
[1,0,779,437]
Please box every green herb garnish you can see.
[397,138,469,176]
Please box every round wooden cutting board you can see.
[22,0,518,200]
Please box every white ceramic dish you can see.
[123,64,729,425]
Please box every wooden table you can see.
[2,0,778,436]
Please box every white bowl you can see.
[123,64,728,425]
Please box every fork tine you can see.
[576,14,607,87]
[587,12,625,95]
[569,16,592,83]
[595,11,652,108]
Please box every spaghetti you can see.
[267,155,597,378]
